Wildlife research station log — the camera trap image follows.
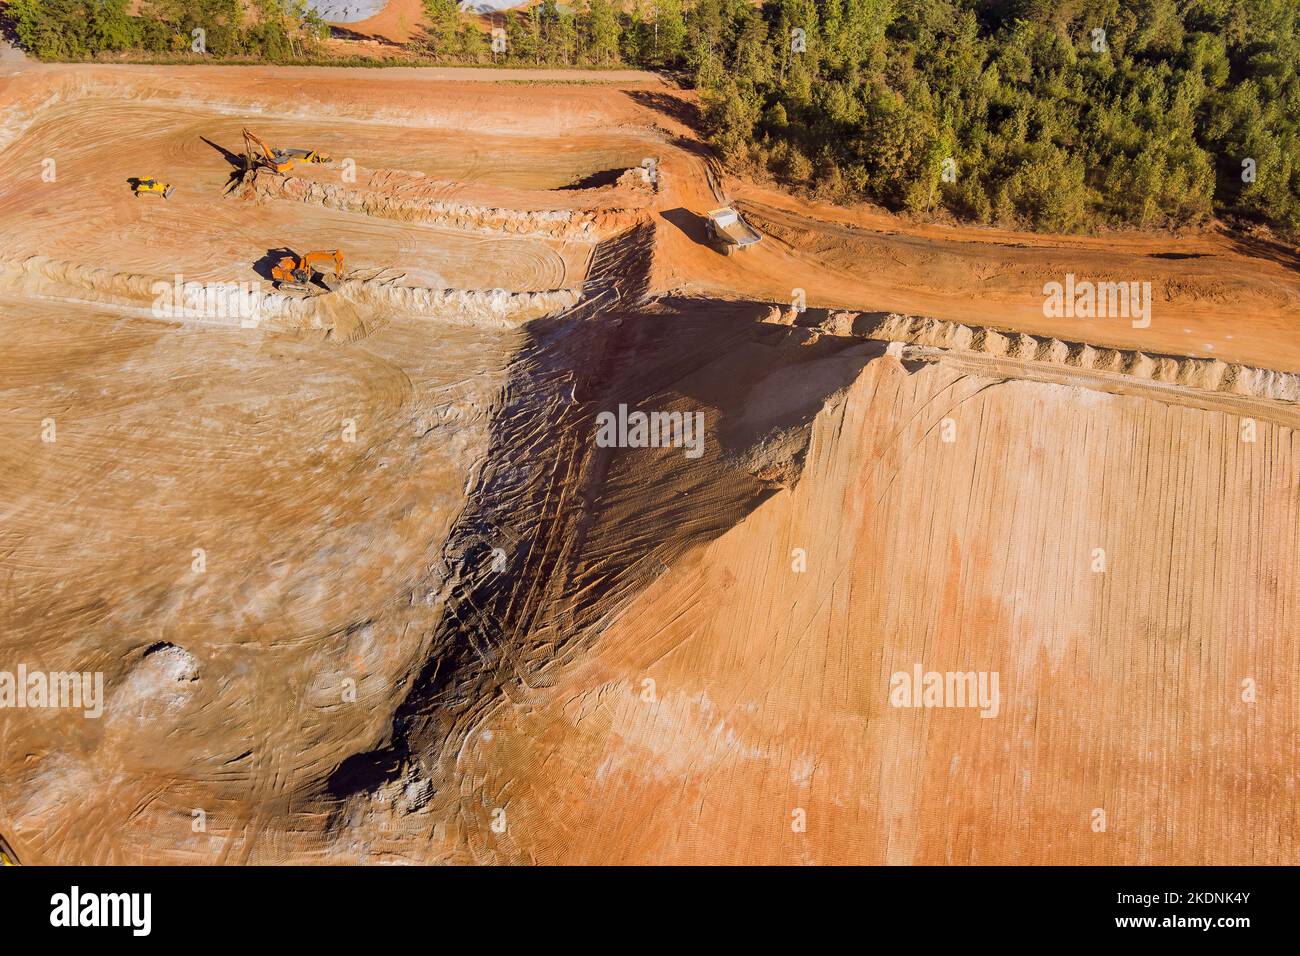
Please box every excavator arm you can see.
[271,249,346,294]
[241,128,331,174]
[242,127,293,174]
[242,127,273,161]
[302,249,344,278]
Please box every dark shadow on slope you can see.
[202,136,245,169]
[323,225,880,803]
[329,25,405,48]
[1223,232,1300,273]
[560,168,629,190]
[625,89,704,132]
[252,248,296,282]
[202,136,255,194]
[623,89,728,203]
[660,207,712,247]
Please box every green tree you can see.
[655,0,688,66]
[584,0,620,66]
[420,0,463,57]
[90,0,140,52]
[10,0,92,59]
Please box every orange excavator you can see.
[271,249,345,295]
[242,128,332,175]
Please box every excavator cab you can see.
[243,128,294,174]
[132,178,174,199]
[271,249,345,295]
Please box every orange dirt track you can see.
[0,61,1296,865]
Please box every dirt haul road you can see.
[0,62,1296,866]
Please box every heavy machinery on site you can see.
[242,128,332,175]
[705,207,762,255]
[271,249,345,295]
[131,177,174,199]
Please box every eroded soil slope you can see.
[437,334,1299,865]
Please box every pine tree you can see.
[421,0,463,58]
[655,0,687,67]
[585,0,620,66]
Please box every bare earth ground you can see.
[0,61,1296,865]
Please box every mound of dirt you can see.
[239,167,647,241]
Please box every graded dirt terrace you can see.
[0,63,1296,865]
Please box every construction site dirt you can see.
[0,62,1296,865]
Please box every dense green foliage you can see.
[420,0,1300,234]
[7,0,328,61]
[419,1,624,66]
[8,0,1299,235]
[692,0,1300,234]
[429,0,1300,234]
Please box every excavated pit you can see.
[1,64,1297,867]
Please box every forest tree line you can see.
[7,0,329,61]
[7,0,1299,236]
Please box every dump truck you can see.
[280,147,331,165]
[242,128,332,175]
[271,249,345,295]
[705,206,761,255]
[131,177,174,199]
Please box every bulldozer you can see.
[271,249,345,295]
[242,128,332,175]
[131,177,174,199]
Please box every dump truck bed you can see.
[707,207,761,248]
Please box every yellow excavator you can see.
[131,177,174,198]
[242,128,332,174]
[0,833,18,865]
[271,249,345,295]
